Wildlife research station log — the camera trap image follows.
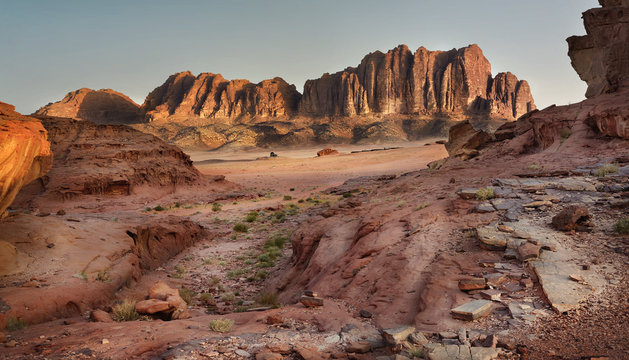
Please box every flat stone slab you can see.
[299,296,324,308]
[383,325,415,345]
[476,226,510,251]
[428,344,501,360]
[451,300,492,321]
[458,278,487,291]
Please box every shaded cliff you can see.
[0,102,52,218]
[35,88,142,125]
[567,0,629,98]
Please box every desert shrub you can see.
[298,199,304,203]
[265,246,282,260]
[199,292,215,306]
[289,188,295,191]
[226,268,249,279]
[153,205,166,211]
[256,292,279,306]
[179,288,196,305]
[143,207,152,212]
[221,292,236,304]
[174,202,181,208]
[233,223,249,233]
[528,164,541,171]
[245,211,258,223]
[475,187,495,200]
[415,202,430,211]
[96,269,111,282]
[283,195,292,201]
[594,164,619,177]
[272,211,286,223]
[258,253,271,263]
[265,236,287,249]
[614,218,629,234]
[211,203,222,212]
[209,318,234,333]
[408,346,425,358]
[254,270,268,281]
[342,192,352,198]
[560,128,571,139]
[5,317,26,331]
[112,299,140,322]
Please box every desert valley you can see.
[0,1,628,360]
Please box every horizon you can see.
[1,0,597,114]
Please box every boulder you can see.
[317,148,339,156]
[445,121,492,160]
[299,296,324,308]
[551,205,590,231]
[90,310,114,323]
[383,326,415,345]
[458,278,487,291]
[135,299,172,314]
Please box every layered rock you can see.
[300,44,535,120]
[35,88,141,124]
[141,72,301,121]
[24,115,203,201]
[0,102,52,217]
[567,0,629,98]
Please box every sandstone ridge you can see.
[0,102,52,218]
[35,88,141,125]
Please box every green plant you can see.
[173,264,186,279]
[283,195,292,201]
[244,258,255,265]
[289,188,295,191]
[397,200,406,208]
[209,318,234,333]
[199,292,215,306]
[143,207,152,212]
[211,203,222,212]
[342,192,352,198]
[265,236,287,249]
[528,164,541,171]
[415,202,430,211]
[96,269,111,282]
[226,268,250,279]
[245,211,258,223]
[233,223,249,233]
[408,346,425,358]
[5,316,26,331]
[174,202,181,208]
[475,187,495,200]
[560,128,571,140]
[256,292,279,306]
[614,217,629,234]
[153,205,166,211]
[112,299,140,322]
[73,272,88,282]
[254,270,268,280]
[272,210,286,223]
[202,257,214,265]
[179,288,196,305]
[298,199,304,203]
[221,292,236,304]
[594,164,619,177]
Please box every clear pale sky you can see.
[0,0,597,114]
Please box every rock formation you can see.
[567,0,629,98]
[301,44,535,120]
[0,102,52,217]
[35,88,141,124]
[141,72,301,121]
[37,44,535,150]
[20,115,204,202]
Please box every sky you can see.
[0,0,597,114]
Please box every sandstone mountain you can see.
[0,102,52,218]
[35,88,141,125]
[37,44,536,149]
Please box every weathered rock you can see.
[481,334,498,348]
[456,188,479,200]
[408,332,429,346]
[458,278,487,291]
[451,300,493,321]
[345,341,371,353]
[0,103,52,218]
[35,88,142,124]
[480,289,502,301]
[299,296,324,308]
[294,345,329,360]
[256,352,283,360]
[383,326,415,345]
[567,0,629,98]
[445,121,492,159]
[265,314,284,325]
[317,148,339,157]
[149,281,179,300]
[475,227,510,251]
[359,309,373,318]
[135,299,172,314]
[518,242,541,261]
[551,205,590,231]
[90,309,114,323]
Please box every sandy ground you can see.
[192,140,448,196]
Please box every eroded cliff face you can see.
[300,44,535,120]
[35,88,142,125]
[0,102,52,217]
[141,72,301,121]
[567,0,629,98]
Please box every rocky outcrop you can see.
[23,115,203,201]
[141,72,301,121]
[300,44,535,120]
[0,102,52,217]
[567,0,629,98]
[35,88,141,124]
[445,121,492,159]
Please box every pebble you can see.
[102,339,109,345]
